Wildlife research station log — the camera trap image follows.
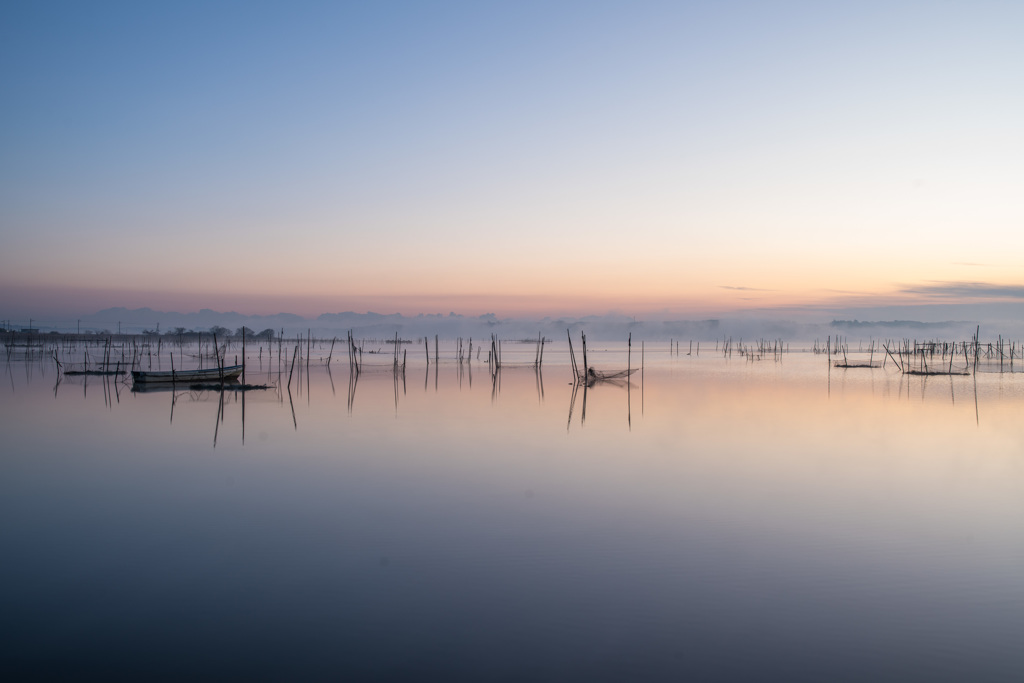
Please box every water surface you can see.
[2,343,1023,680]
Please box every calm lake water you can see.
[2,340,1023,681]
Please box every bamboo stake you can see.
[566,329,578,380]
[581,332,588,377]
[884,343,902,373]
[288,344,299,388]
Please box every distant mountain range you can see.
[41,304,1022,342]
[76,308,307,334]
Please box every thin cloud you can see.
[900,281,1024,300]
[719,285,775,292]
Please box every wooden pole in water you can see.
[581,332,588,377]
[974,325,980,374]
[883,343,902,373]
[213,332,223,380]
[353,332,360,373]
[566,329,578,380]
[288,344,298,388]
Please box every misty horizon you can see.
[5,301,1022,344]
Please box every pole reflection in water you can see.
[348,367,359,414]
[393,367,399,415]
[974,374,979,425]
[213,389,224,447]
[566,379,578,432]
[288,385,297,430]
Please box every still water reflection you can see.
[2,346,1023,681]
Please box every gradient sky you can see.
[2,1,1022,321]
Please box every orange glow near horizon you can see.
[5,271,1020,321]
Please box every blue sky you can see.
[2,1,1022,321]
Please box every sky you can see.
[2,1,1022,324]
